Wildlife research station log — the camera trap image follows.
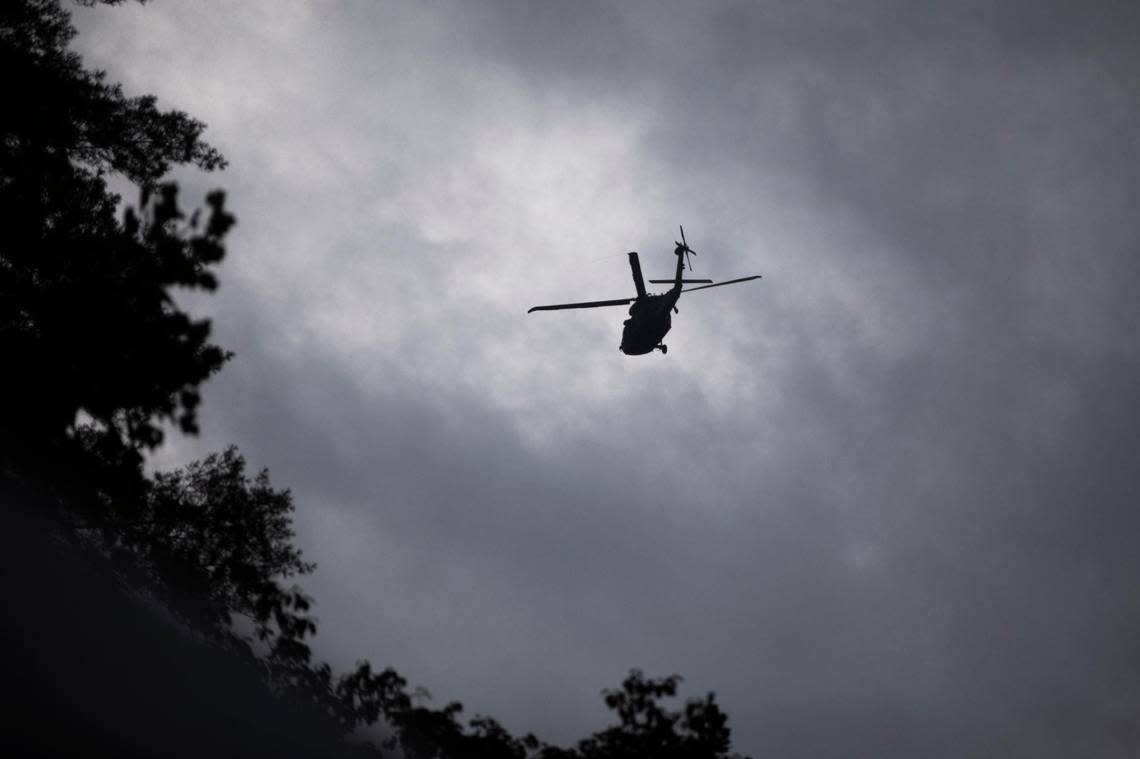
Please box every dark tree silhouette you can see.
[126,451,751,758]
[564,670,744,759]
[1,0,230,476]
[128,448,316,641]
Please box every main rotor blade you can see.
[528,297,634,313]
[680,275,762,293]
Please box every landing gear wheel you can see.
[657,344,668,354]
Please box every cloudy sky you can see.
[72,2,1140,756]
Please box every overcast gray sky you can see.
[73,2,1140,756]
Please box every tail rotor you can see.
[676,225,697,271]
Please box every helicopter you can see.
[528,226,761,355]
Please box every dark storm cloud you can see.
[415,2,1140,754]
[72,1,1140,757]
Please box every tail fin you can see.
[628,252,647,298]
[672,242,686,291]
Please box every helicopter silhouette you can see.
[528,226,761,355]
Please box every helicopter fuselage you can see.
[527,226,760,355]
[620,290,679,355]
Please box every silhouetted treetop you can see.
[4,0,223,186]
[119,451,752,759]
[570,670,741,759]
[130,447,315,633]
[2,0,232,460]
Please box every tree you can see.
[126,451,752,759]
[565,670,746,759]
[1,0,231,475]
[129,447,315,636]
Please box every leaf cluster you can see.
[119,448,750,759]
[3,0,223,186]
[1,0,232,465]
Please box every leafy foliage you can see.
[3,0,223,185]
[130,448,315,634]
[570,670,740,759]
[127,451,750,758]
[1,0,230,464]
